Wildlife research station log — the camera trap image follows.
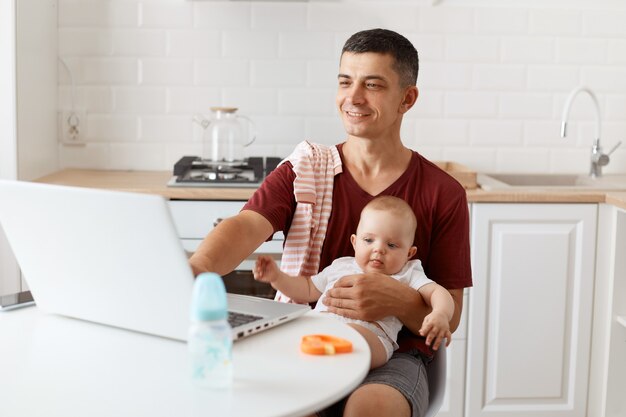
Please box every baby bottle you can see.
[188,272,233,388]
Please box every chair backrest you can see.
[424,343,447,417]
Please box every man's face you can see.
[350,208,416,275]
[336,52,412,140]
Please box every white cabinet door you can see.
[168,200,246,240]
[438,340,466,417]
[438,205,471,417]
[467,203,597,417]
[589,205,626,417]
[167,200,284,269]
[437,289,470,417]
[604,207,626,417]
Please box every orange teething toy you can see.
[301,334,353,355]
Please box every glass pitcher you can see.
[201,107,256,163]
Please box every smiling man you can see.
[190,28,472,417]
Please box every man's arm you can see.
[189,209,274,276]
[322,273,464,334]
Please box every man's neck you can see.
[342,136,413,195]
[343,137,409,173]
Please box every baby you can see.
[254,196,454,369]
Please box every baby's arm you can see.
[417,282,454,350]
[253,255,322,302]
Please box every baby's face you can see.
[350,208,416,275]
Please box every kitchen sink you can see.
[478,173,626,190]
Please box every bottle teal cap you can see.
[190,272,228,321]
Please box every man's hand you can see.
[321,272,423,323]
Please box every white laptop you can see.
[0,180,309,341]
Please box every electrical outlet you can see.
[62,110,86,144]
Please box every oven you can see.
[168,200,279,299]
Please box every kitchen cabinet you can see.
[439,341,467,417]
[588,204,626,417]
[438,204,471,417]
[467,203,597,417]
[168,200,247,252]
[168,200,283,266]
[438,290,469,417]
[167,199,283,298]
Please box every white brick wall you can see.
[57,0,626,174]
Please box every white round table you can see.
[0,308,370,417]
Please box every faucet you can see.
[560,86,622,178]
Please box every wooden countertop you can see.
[34,169,626,210]
[605,192,626,210]
[34,169,256,201]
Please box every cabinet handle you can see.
[213,218,224,227]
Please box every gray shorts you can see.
[315,349,429,417]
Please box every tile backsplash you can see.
[57,0,626,174]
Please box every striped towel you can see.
[275,141,342,303]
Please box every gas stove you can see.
[167,156,281,188]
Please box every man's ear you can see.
[408,246,417,259]
[350,234,357,250]
[399,86,419,114]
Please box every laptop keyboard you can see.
[228,311,262,327]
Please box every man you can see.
[190,28,472,417]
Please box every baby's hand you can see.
[253,255,278,283]
[419,310,452,351]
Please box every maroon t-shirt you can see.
[243,143,472,352]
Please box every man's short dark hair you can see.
[341,28,419,87]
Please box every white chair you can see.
[423,342,447,417]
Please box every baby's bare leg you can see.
[348,323,388,369]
